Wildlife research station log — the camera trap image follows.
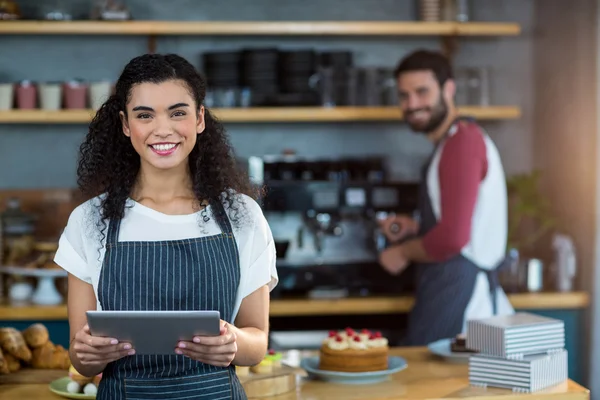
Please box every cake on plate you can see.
[319,328,389,373]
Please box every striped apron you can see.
[403,120,507,346]
[96,201,247,400]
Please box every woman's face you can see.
[120,79,204,173]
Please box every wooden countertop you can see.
[0,347,588,400]
[0,292,589,321]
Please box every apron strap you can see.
[478,251,515,315]
[210,199,234,235]
[106,218,122,246]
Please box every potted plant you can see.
[501,170,557,292]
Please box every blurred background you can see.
[0,0,597,395]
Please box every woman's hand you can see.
[378,214,419,243]
[72,324,134,367]
[175,320,237,367]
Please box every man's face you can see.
[397,70,450,134]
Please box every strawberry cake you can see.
[319,328,389,372]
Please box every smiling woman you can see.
[52,54,278,400]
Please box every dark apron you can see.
[96,201,247,400]
[402,120,507,346]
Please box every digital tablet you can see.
[86,310,221,355]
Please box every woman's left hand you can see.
[175,320,237,367]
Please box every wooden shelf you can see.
[0,106,521,124]
[270,291,591,316]
[0,21,521,36]
[0,292,589,321]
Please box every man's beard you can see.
[404,95,448,134]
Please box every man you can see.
[378,50,514,346]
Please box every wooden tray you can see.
[0,368,67,384]
[238,364,301,398]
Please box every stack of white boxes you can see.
[466,312,568,393]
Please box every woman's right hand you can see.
[378,214,419,243]
[72,324,135,367]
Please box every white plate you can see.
[427,338,475,363]
[300,356,407,384]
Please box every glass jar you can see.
[1,198,36,265]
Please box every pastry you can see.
[31,341,70,369]
[0,327,32,362]
[67,365,101,395]
[450,333,476,353]
[265,349,282,367]
[22,323,50,348]
[250,357,273,374]
[318,328,389,373]
[4,353,20,372]
[0,347,9,374]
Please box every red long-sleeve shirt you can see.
[421,122,488,261]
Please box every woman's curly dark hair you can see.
[76,53,256,232]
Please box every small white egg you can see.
[83,383,98,396]
[66,380,81,393]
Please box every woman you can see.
[54,53,278,399]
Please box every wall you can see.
[0,0,533,189]
[532,0,598,392]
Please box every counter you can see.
[0,347,589,400]
[0,292,590,384]
[0,292,590,320]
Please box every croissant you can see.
[5,353,21,372]
[0,346,9,374]
[31,341,70,369]
[31,341,55,369]
[22,323,49,348]
[0,328,32,362]
[52,345,71,370]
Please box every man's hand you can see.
[378,214,419,243]
[378,245,410,275]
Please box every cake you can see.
[240,349,283,376]
[250,357,272,374]
[450,334,476,353]
[318,328,389,373]
[265,349,282,367]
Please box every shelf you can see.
[0,292,589,321]
[270,291,591,316]
[0,106,521,124]
[0,21,521,36]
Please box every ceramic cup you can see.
[64,80,88,109]
[89,81,112,110]
[39,82,62,110]
[0,83,14,110]
[15,81,37,109]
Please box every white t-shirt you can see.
[54,194,278,322]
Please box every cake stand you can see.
[0,266,67,305]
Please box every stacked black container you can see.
[201,48,357,107]
[278,49,320,106]
[318,51,355,106]
[202,51,241,89]
[241,49,279,106]
[279,50,316,93]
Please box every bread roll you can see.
[22,323,49,348]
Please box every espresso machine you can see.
[248,154,419,299]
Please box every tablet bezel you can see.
[86,310,221,355]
